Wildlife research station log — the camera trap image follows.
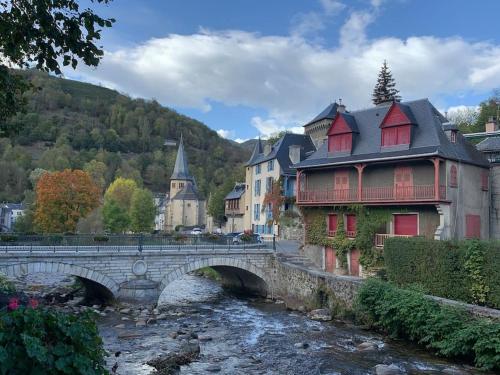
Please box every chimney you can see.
[289,145,302,165]
[486,116,498,133]
[337,98,346,113]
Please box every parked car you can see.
[190,228,202,235]
[232,233,262,245]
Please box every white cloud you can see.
[216,129,236,139]
[72,7,500,137]
[234,138,249,143]
[319,0,346,15]
[251,116,304,137]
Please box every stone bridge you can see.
[0,245,276,303]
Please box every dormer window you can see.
[450,131,457,143]
[380,102,416,148]
[327,113,358,154]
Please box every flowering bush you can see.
[0,303,109,374]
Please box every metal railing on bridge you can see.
[0,234,276,253]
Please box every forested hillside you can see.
[0,71,250,202]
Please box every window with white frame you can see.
[254,180,261,196]
[255,164,261,174]
[267,160,274,171]
[254,203,260,220]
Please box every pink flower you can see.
[8,297,19,311]
[28,298,39,309]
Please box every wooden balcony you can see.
[297,185,446,205]
[374,233,413,248]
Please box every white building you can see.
[0,203,25,232]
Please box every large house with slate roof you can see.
[243,133,316,238]
[164,136,206,231]
[294,99,490,276]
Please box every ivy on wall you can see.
[302,206,393,270]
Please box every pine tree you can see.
[372,60,401,105]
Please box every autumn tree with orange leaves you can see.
[34,170,100,233]
[262,179,284,225]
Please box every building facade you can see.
[224,182,246,233]
[164,136,206,231]
[295,99,490,276]
[244,133,316,238]
[0,203,25,232]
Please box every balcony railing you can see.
[374,233,413,248]
[297,185,446,204]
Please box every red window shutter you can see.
[328,214,337,235]
[328,134,352,152]
[481,171,489,191]
[450,165,457,187]
[397,125,410,144]
[346,214,356,235]
[394,214,418,235]
[465,214,481,238]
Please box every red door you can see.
[394,166,413,200]
[349,249,360,276]
[325,247,336,273]
[334,170,349,200]
[394,214,418,235]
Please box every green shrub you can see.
[0,274,15,293]
[0,235,18,242]
[0,307,109,374]
[384,237,500,308]
[356,278,500,371]
[93,235,109,242]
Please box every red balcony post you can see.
[432,158,440,200]
[296,170,301,202]
[355,164,366,201]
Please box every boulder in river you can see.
[147,342,200,374]
[308,308,332,321]
[374,364,404,375]
[357,342,377,351]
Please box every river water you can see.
[97,275,483,375]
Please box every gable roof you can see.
[225,183,246,200]
[380,102,417,128]
[294,99,489,169]
[171,135,194,181]
[328,112,359,135]
[172,182,203,201]
[304,102,339,126]
[246,133,316,175]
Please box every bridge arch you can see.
[0,262,119,298]
[159,257,271,300]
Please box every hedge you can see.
[356,278,500,371]
[384,237,500,308]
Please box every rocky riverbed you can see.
[8,273,491,375]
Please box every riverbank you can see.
[2,272,496,374]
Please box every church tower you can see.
[170,134,195,197]
[164,135,206,231]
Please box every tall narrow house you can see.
[165,136,206,231]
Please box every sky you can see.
[68,0,500,142]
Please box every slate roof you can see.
[246,133,316,175]
[476,137,500,152]
[304,102,339,126]
[246,138,264,166]
[171,135,194,181]
[339,113,359,133]
[172,182,203,201]
[294,99,489,169]
[225,183,246,200]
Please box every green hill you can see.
[0,70,249,202]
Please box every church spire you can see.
[171,134,193,181]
